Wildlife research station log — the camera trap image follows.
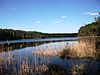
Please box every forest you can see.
[0,29,77,41]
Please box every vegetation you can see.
[58,37,100,59]
[0,29,42,41]
[0,28,77,41]
[71,64,86,75]
[78,17,100,36]
[44,64,68,75]
[42,33,77,38]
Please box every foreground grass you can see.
[43,64,68,75]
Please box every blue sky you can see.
[0,0,100,33]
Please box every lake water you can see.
[0,37,100,75]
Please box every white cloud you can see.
[34,21,40,24]
[82,12,99,16]
[52,15,66,24]
[53,21,60,24]
[12,8,16,10]
[61,16,66,19]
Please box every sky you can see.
[0,0,100,33]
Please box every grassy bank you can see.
[58,37,100,59]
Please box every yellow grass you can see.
[59,38,99,58]
[69,41,97,58]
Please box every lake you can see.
[0,37,100,75]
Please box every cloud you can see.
[61,16,66,19]
[53,15,66,24]
[82,12,99,16]
[53,21,60,24]
[12,8,16,10]
[34,21,40,24]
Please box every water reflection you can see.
[0,41,54,52]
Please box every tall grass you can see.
[71,64,86,75]
[69,41,96,58]
[0,42,58,75]
[59,37,100,58]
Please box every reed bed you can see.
[58,37,100,58]
[69,41,97,58]
[0,42,60,75]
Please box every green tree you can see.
[78,17,100,36]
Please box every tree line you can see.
[0,29,42,41]
[0,29,77,41]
